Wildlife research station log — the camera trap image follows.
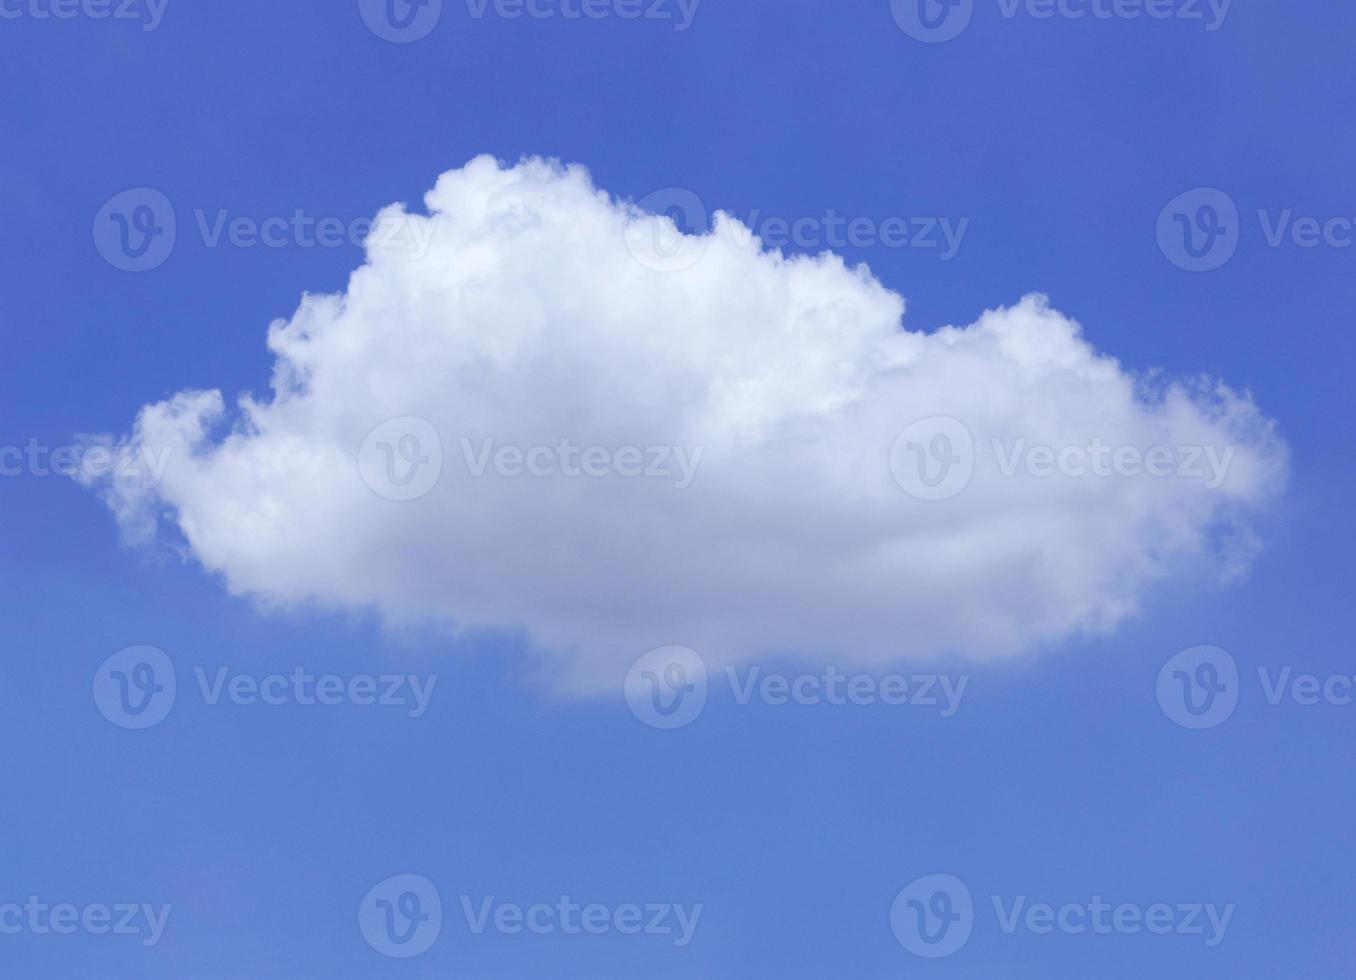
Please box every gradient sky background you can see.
[2,1,1354,977]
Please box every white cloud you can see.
[81,155,1288,692]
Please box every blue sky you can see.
[2,2,1354,977]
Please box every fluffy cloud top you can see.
[83,155,1287,692]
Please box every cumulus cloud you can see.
[81,155,1288,692]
